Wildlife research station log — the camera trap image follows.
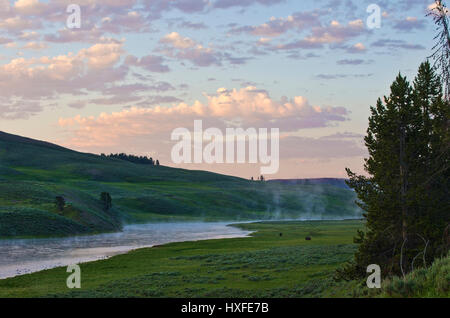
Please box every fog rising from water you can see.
[0,222,252,279]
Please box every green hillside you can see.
[0,131,362,238]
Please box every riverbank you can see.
[0,220,365,297]
[0,222,252,279]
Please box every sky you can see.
[0,0,443,179]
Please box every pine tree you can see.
[338,64,449,280]
[55,196,66,212]
[413,62,450,260]
[100,192,112,212]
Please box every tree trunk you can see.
[400,127,408,241]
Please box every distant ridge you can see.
[268,178,349,189]
[0,131,71,152]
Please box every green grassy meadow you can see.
[0,220,366,298]
[1,219,447,298]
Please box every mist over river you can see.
[0,222,252,279]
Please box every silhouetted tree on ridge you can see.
[101,153,161,166]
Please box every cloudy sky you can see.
[0,0,441,179]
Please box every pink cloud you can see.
[158,32,222,67]
[230,11,321,37]
[125,54,170,73]
[0,40,128,117]
[58,86,349,148]
[55,87,360,179]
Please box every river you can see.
[0,222,252,279]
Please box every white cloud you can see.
[160,32,196,49]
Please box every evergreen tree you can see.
[55,196,65,212]
[339,63,449,279]
[100,192,112,212]
[414,62,450,260]
[105,153,157,165]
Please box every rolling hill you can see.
[0,131,362,238]
[269,179,350,189]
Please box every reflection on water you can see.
[0,222,252,279]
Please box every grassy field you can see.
[1,220,447,298]
[378,254,449,298]
[0,220,366,298]
[0,131,361,238]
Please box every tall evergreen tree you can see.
[409,62,449,260]
[338,63,449,280]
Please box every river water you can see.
[0,222,252,279]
